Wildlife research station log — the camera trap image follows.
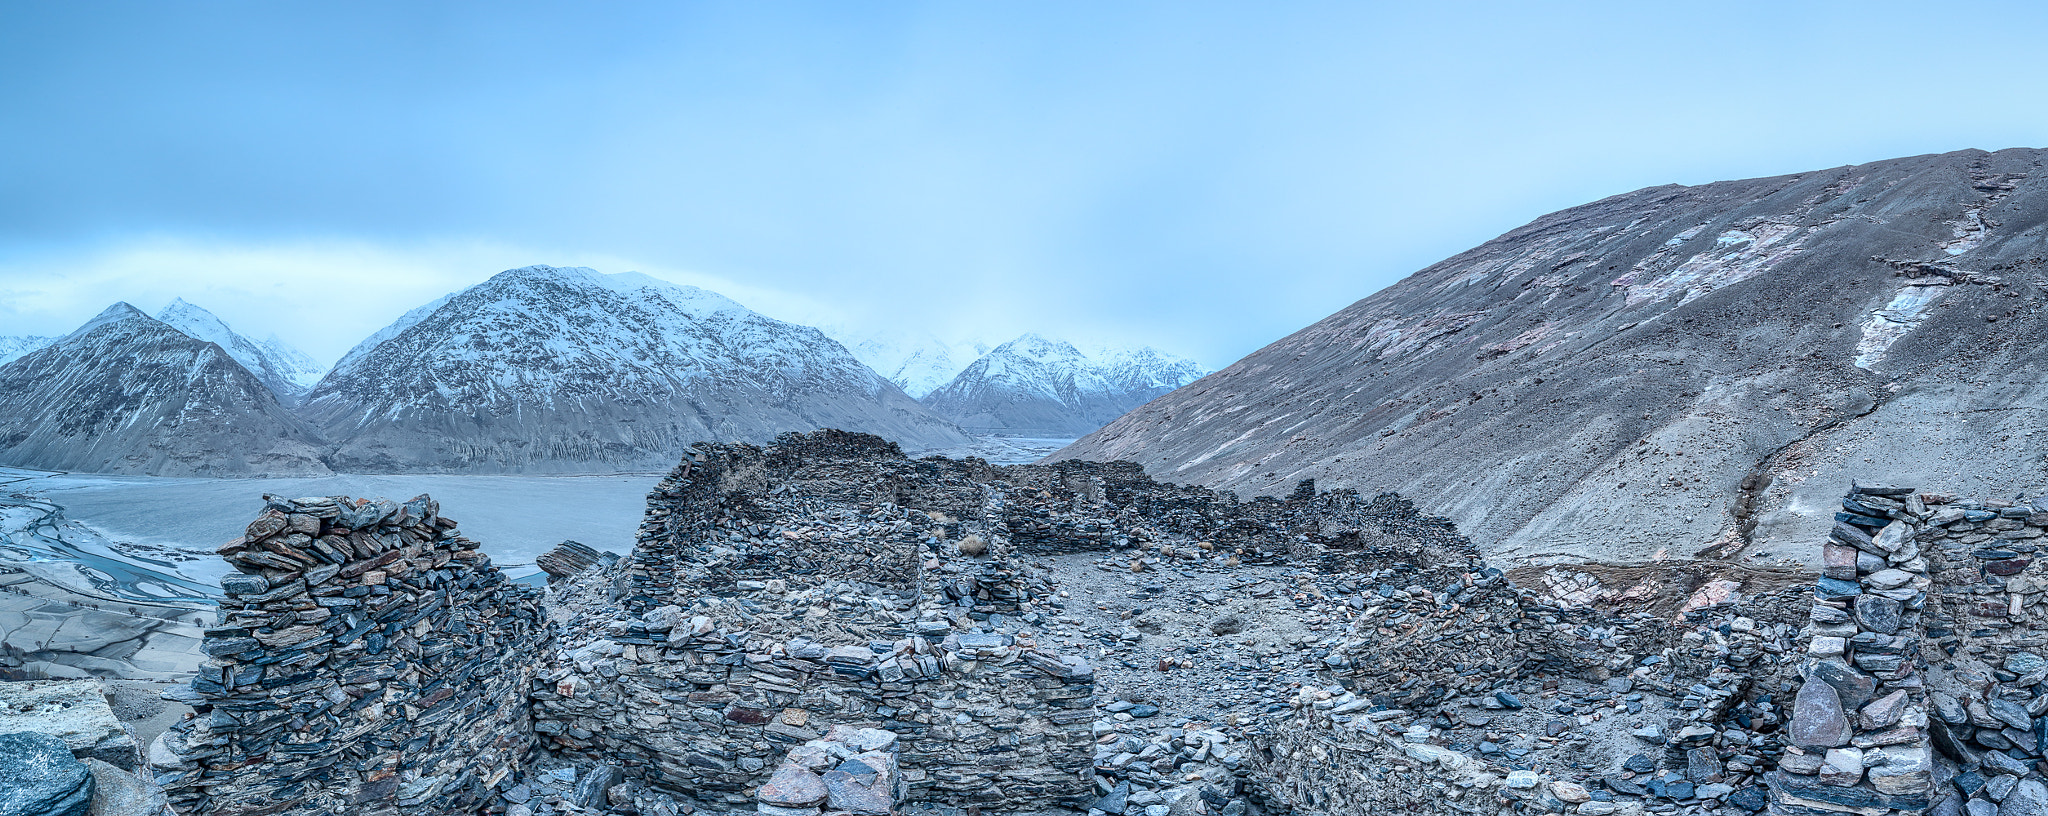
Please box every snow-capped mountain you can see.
[0,303,330,476]
[155,298,325,404]
[0,335,55,366]
[921,333,1206,436]
[825,329,992,398]
[301,265,970,473]
[331,292,453,373]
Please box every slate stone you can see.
[1809,659,1877,710]
[0,731,95,816]
[1854,594,1904,634]
[1790,679,1851,749]
[572,763,620,809]
[2006,779,2048,816]
[1986,749,2034,777]
[756,762,829,808]
[1093,780,1132,814]
[1815,577,1863,600]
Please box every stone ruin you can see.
[153,494,548,816]
[130,429,2048,816]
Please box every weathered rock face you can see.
[300,266,969,473]
[1055,147,2048,568]
[157,494,548,816]
[0,304,330,476]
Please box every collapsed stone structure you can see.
[139,429,2048,816]
[1241,484,2048,816]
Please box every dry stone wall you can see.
[156,494,548,816]
[1764,486,2048,816]
[535,431,1098,811]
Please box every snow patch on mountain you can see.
[302,265,967,473]
[155,298,325,404]
[0,335,55,367]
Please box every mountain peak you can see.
[153,298,325,403]
[924,334,1206,436]
[303,267,966,473]
[69,302,155,338]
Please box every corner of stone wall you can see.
[157,494,550,816]
[1771,484,1936,814]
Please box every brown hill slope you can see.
[1053,147,2048,566]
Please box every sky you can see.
[2,1,2047,369]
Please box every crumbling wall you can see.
[158,495,548,816]
[537,431,1097,811]
[1763,487,2048,815]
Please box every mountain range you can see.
[0,304,329,475]
[0,335,56,367]
[1055,146,2048,567]
[921,334,1206,436]
[0,267,1208,475]
[301,265,970,472]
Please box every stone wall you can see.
[156,494,549,816]
[535,431,1098,811]
[1245,552,1810,816]
[1765,487,2048,815]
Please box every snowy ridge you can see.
[156,298,325,404]
[922,333,1206,436]
[0,335,56,367]
[824,327,992,398]
[302,265,968,473]
[332,292,453,373]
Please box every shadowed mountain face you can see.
[0,304,330,476]
[301,265,970,473]
[1055,147,2048,567]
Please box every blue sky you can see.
[2,1,2045,366]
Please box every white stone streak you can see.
[1853,279,1949,370]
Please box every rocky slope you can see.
[300,265,969,473]
[923,333,1205,436]
[0,304,330,476]
[155,298,324,404]
[1055,147,2048,567]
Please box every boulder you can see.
[0,731,95,816]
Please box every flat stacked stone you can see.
[535,541,609,582]
[157,494,550,816]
